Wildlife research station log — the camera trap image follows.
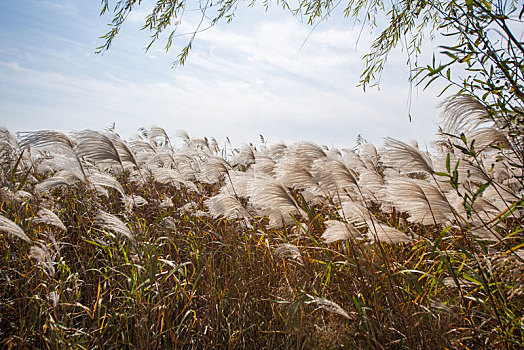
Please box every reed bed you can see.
[0,96,523,349]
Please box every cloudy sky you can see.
[0,0,449,149]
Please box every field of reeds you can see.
[0,95,523,349]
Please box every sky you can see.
[0,0,449,149]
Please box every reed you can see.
[0,101,523,348]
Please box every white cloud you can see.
[0,1,444,149]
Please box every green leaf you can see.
[434,171,451,177]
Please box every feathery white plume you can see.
[359,143,380,170]
[366,223,413,243]
[88,171,125,197]
[219,170,253,198]
[106,133,139,167]
[34,170,85,193]
[292,141,327,162]
[440,95,491,133]
[311,158,359,198]
[0,215,30,242]
[322,220,362,243]
[275,156,318,190]
[382,137,434,175]
[30,244,55,276]
[341,149,368,173]
[72,130,123,167]
[384,178,455,225]
[32,208,67,232]
[358,168,385,201]
[252,154,277,176]
[205,193,250,219]
[339,201,374,228]
[129,138,156,155]
[466,127,510,152]
[274,243,303,264]
[139,125,170,146]
[248,175,305,228]
[19,130,76,151]
[305,295,352,320]
[199,156,231,184]
[95,211,135,243]
[233,144,256,166]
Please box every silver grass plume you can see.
[32,208,67,232]
[16,190,32,202]
[252,154,277,176]
[322,220,362,243]
[161,216,177,231]
[139,125,170,146]
[294,141,326,160]
[247,175,306,228]
[30,244,55,276]
[338,201,413,243]
[19,130,76,151]
[366,223,413,244]
[88,171,125,197]
[440,94,491,133]
[359,143,380,170]
[93,185,109,198]
[233,144,256,167]
[304,294,353,320]
[20,130,87,180]
[199,156,231,184]
[339,201,375,229]
[382,137,434,175]
[72,130,124,168]
[445,191,501,219]
[384,178,456,225]
[123,195,148,214]
[219,170,253,198]
[300,187,325,206]
[248,175,301,213]
[160,197,174,208]
[189,137,210,151]
[274,243,303,264]
[466,127,510,152]
[205,193,251,219]
[358,168,385,201]
[311,158,360,198]
[174,130,190,144]
[181,201,197,212]
[151,167,187,188]
[95,210,135,243]
[482,185,520,212]
[208,137,220,155]
[129,138,157,155]
[0,215,30,242]
[265,209,300,228]
[34,170,85,194]
[0,126,19,163]
[287,141,326,169]
[0,187,16,204]
[105,133,139,168]
[468,221,502,241]
[38,152,87,182]
[275,154,318,190]
[149,152,176,167]
[266,142,288,160]
[341,149,368,173]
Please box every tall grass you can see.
[1,96,523,348]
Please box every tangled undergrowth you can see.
[1,95,523,349]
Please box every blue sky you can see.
[0,0,447,148]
